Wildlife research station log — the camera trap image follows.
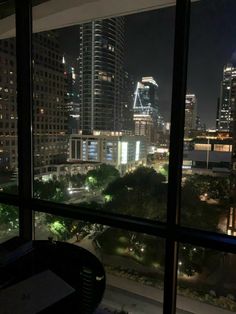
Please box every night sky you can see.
[59,0,236,129]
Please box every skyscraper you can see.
[185,94,197,137]
[133,76,159,143]
[0,32,68,171]
[120,71,135,132]
[217,64,236,132]
[79,18,124,134]
[33,32,68,167]
[0,38,17,170]
[64,56,80,134]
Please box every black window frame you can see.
[0,1,236,313]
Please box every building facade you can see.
[120,71,135,132]
[133,76,160,144]
[0,32,68,170]
[183,131,232,174]
[0,38,17,170]
[185,94,197,137]
[64,56,80,134]
[68,132,147,174]
[33,32,68,167]
[216,64,236,132]
[79,18,125,134]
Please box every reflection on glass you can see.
[34,212,165,313]
[177,243,236,313]
[31,5,175,221]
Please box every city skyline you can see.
[59,0,236,129]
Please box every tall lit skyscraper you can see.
[120,71,135,132]
[133,76,159,143]
[217,64,236,132]
[185,94,197,137]
[0,32,68,171]
[64,56,80,134]
[33,32,68,167]
[79,18,124,134]
[0,38,17,170]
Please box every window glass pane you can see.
[0,203,18,243]
[34,212,166,313]
[32,1,176,221]
[177,243,236,313]
[0,1,18,194]
[181,0,236,233]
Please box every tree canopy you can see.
[104,166,167,219]
[181,176,225,232]
[184,174,230,202]
[34,178,69,202]
[85,164,120,190]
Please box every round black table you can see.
[2,240,106,314]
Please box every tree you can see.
[159,163,169,178]
[0,203,19,235]
[181,180,222,232]
[184,174,230,202]
[179,244,204,276]
[104,166,167,219]
[34,179,69,202]
[69,173,86,188]
[85,164,120,190]
[44,214,78,241]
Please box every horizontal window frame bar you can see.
[1,193,236,254]
[175,225,236,254]
[0,192,19,206]
[31,198,236,254]
[31,198,167,238]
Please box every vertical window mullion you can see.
[15,0,33,240]
[163,1,190,313]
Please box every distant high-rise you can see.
[133,76,160,143]
[0,32,68,170]
[64,56,80,134]
[217,64,236,132]
[120,71,135,132]
[33,32,68,167]
[79,18,124,134]
[185,94,197,137]
[0,38,17,170]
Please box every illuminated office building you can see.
[64,56,80,134]
[217,64,236,132]
[133,76,160,143]
[79,18,125,134]
[120,71,135,132]
[68,131,147,174]
[33,32,68,167]
[185,94,197,137]
[0,38,17,170]
[0,32,68,170]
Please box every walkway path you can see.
[106,274,233,314]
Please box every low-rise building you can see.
[68,131,147,174]
[183,131,232,175]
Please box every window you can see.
[32,6,174,222]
